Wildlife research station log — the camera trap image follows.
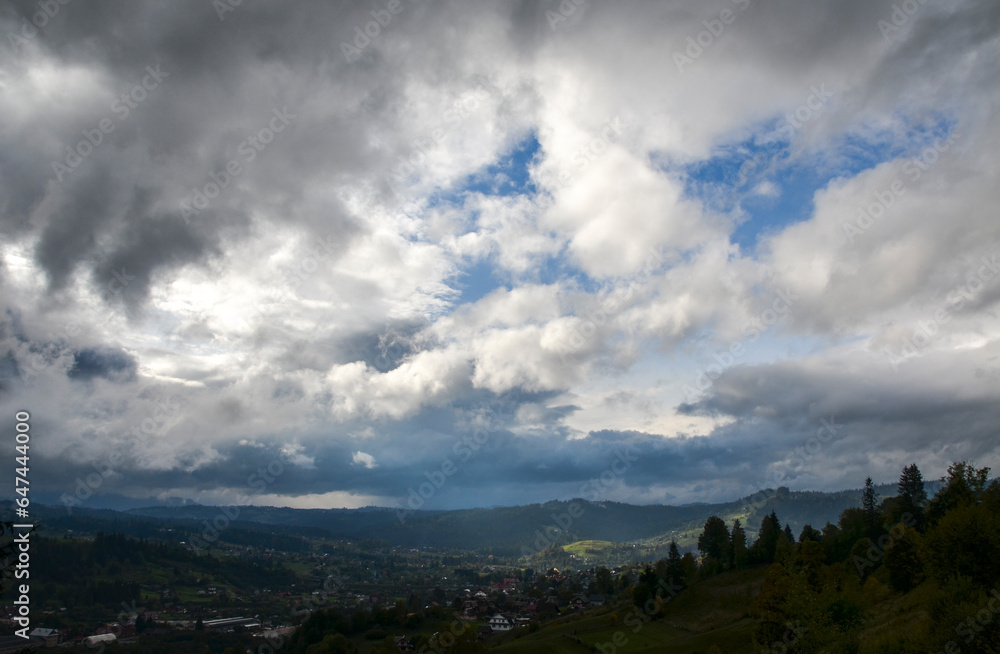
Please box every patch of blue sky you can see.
[435,131,609,305]
[673,114,957,253]
[452,249,601,306]
[452,257,505,305]
[464,131,540,197]
[427,131,540,210]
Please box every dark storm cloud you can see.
[336,321,425,372]
[72,402,778,508]
[95,202,215,312]
[2,0,371,308]
[871,0,1000,97]
[0,351,19,393]
[676,353,1000,488]
[68,346,137,382]
[680,358,995,427]
[342,421,803,508]
[34,164,118,292]
[0,145,48,232]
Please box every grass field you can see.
[562,540,617,556]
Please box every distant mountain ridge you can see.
[16,481,945,556]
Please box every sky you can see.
[1,0,999,513]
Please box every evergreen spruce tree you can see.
[731,519,749,569]
[898,463,927,529]
[862,476,878,536]
[698,516,732,570]
[666,540,685,589]
[753,511,782,563]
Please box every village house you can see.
[487,613,513,632]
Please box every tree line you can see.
[683,460,1000,651]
